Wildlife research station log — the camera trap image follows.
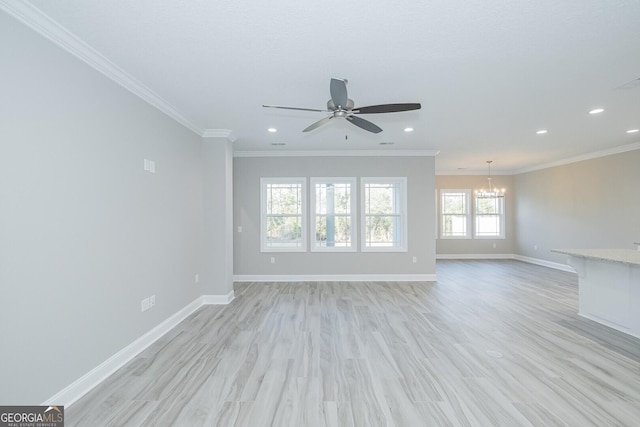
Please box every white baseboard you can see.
[436,253,514,260]
[436,253,575,273]
[578,312,640,340]
[42,292,234,408]
[202,290,235,305]
[512,254,575,273]
[233,274,436,282]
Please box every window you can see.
[441,190,470,238]
[260,178,306,252]
[311,178,356,252]
[361,178,407,252]
[474,194,505,238]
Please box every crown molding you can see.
[233,149,440,158]
[435,169,515,176]
[515,141,640,174]
[437,141,640,176]
[201,129,237,142]
[0,0,203,135]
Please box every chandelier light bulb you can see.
[476,160,505,199]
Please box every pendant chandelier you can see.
[475,160,505,199]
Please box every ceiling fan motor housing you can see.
[327,98,355,112]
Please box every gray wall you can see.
[514,149,640,264]
[435,174,516,255]
[202,138,234,296]
[0,12,205,404]
[233,156,436,276]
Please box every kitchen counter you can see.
[553,248,640,339]
[551,248,640,266]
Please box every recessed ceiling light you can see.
[379,142,395,145]
[627,129,639,134]
[271,142,286,146]
[267,128,277,133]
[536,130,548,135]
[588,108,604,115]
[404,127,414,132]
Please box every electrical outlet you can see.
[150,295,156,307]
[534,245,538,251]
[270,257,275,264]
[412,256,417,263]
[195,273,199,283]
[237,226,243,233]
[492,243,497,249]
[141,297,150,312]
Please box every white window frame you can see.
[310,177,357,252]
[473,193,506,239]
[361,177,408,252]
[440,189,471,239]
[260,177,307,252]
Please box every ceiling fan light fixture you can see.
[263,78,421,134]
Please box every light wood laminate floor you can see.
[67,260,640,426]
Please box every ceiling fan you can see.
[262,78,421,134]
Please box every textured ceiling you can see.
[14,0,640,171]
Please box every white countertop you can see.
[552,249,640,266]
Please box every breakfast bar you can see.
[552,249,640,338]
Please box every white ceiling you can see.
[10,0,640,172]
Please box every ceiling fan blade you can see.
[262,104,325,112]
[354,103,421,114]
[330,78,348,109]
[303,115,333,132]
[346,115,383,133]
